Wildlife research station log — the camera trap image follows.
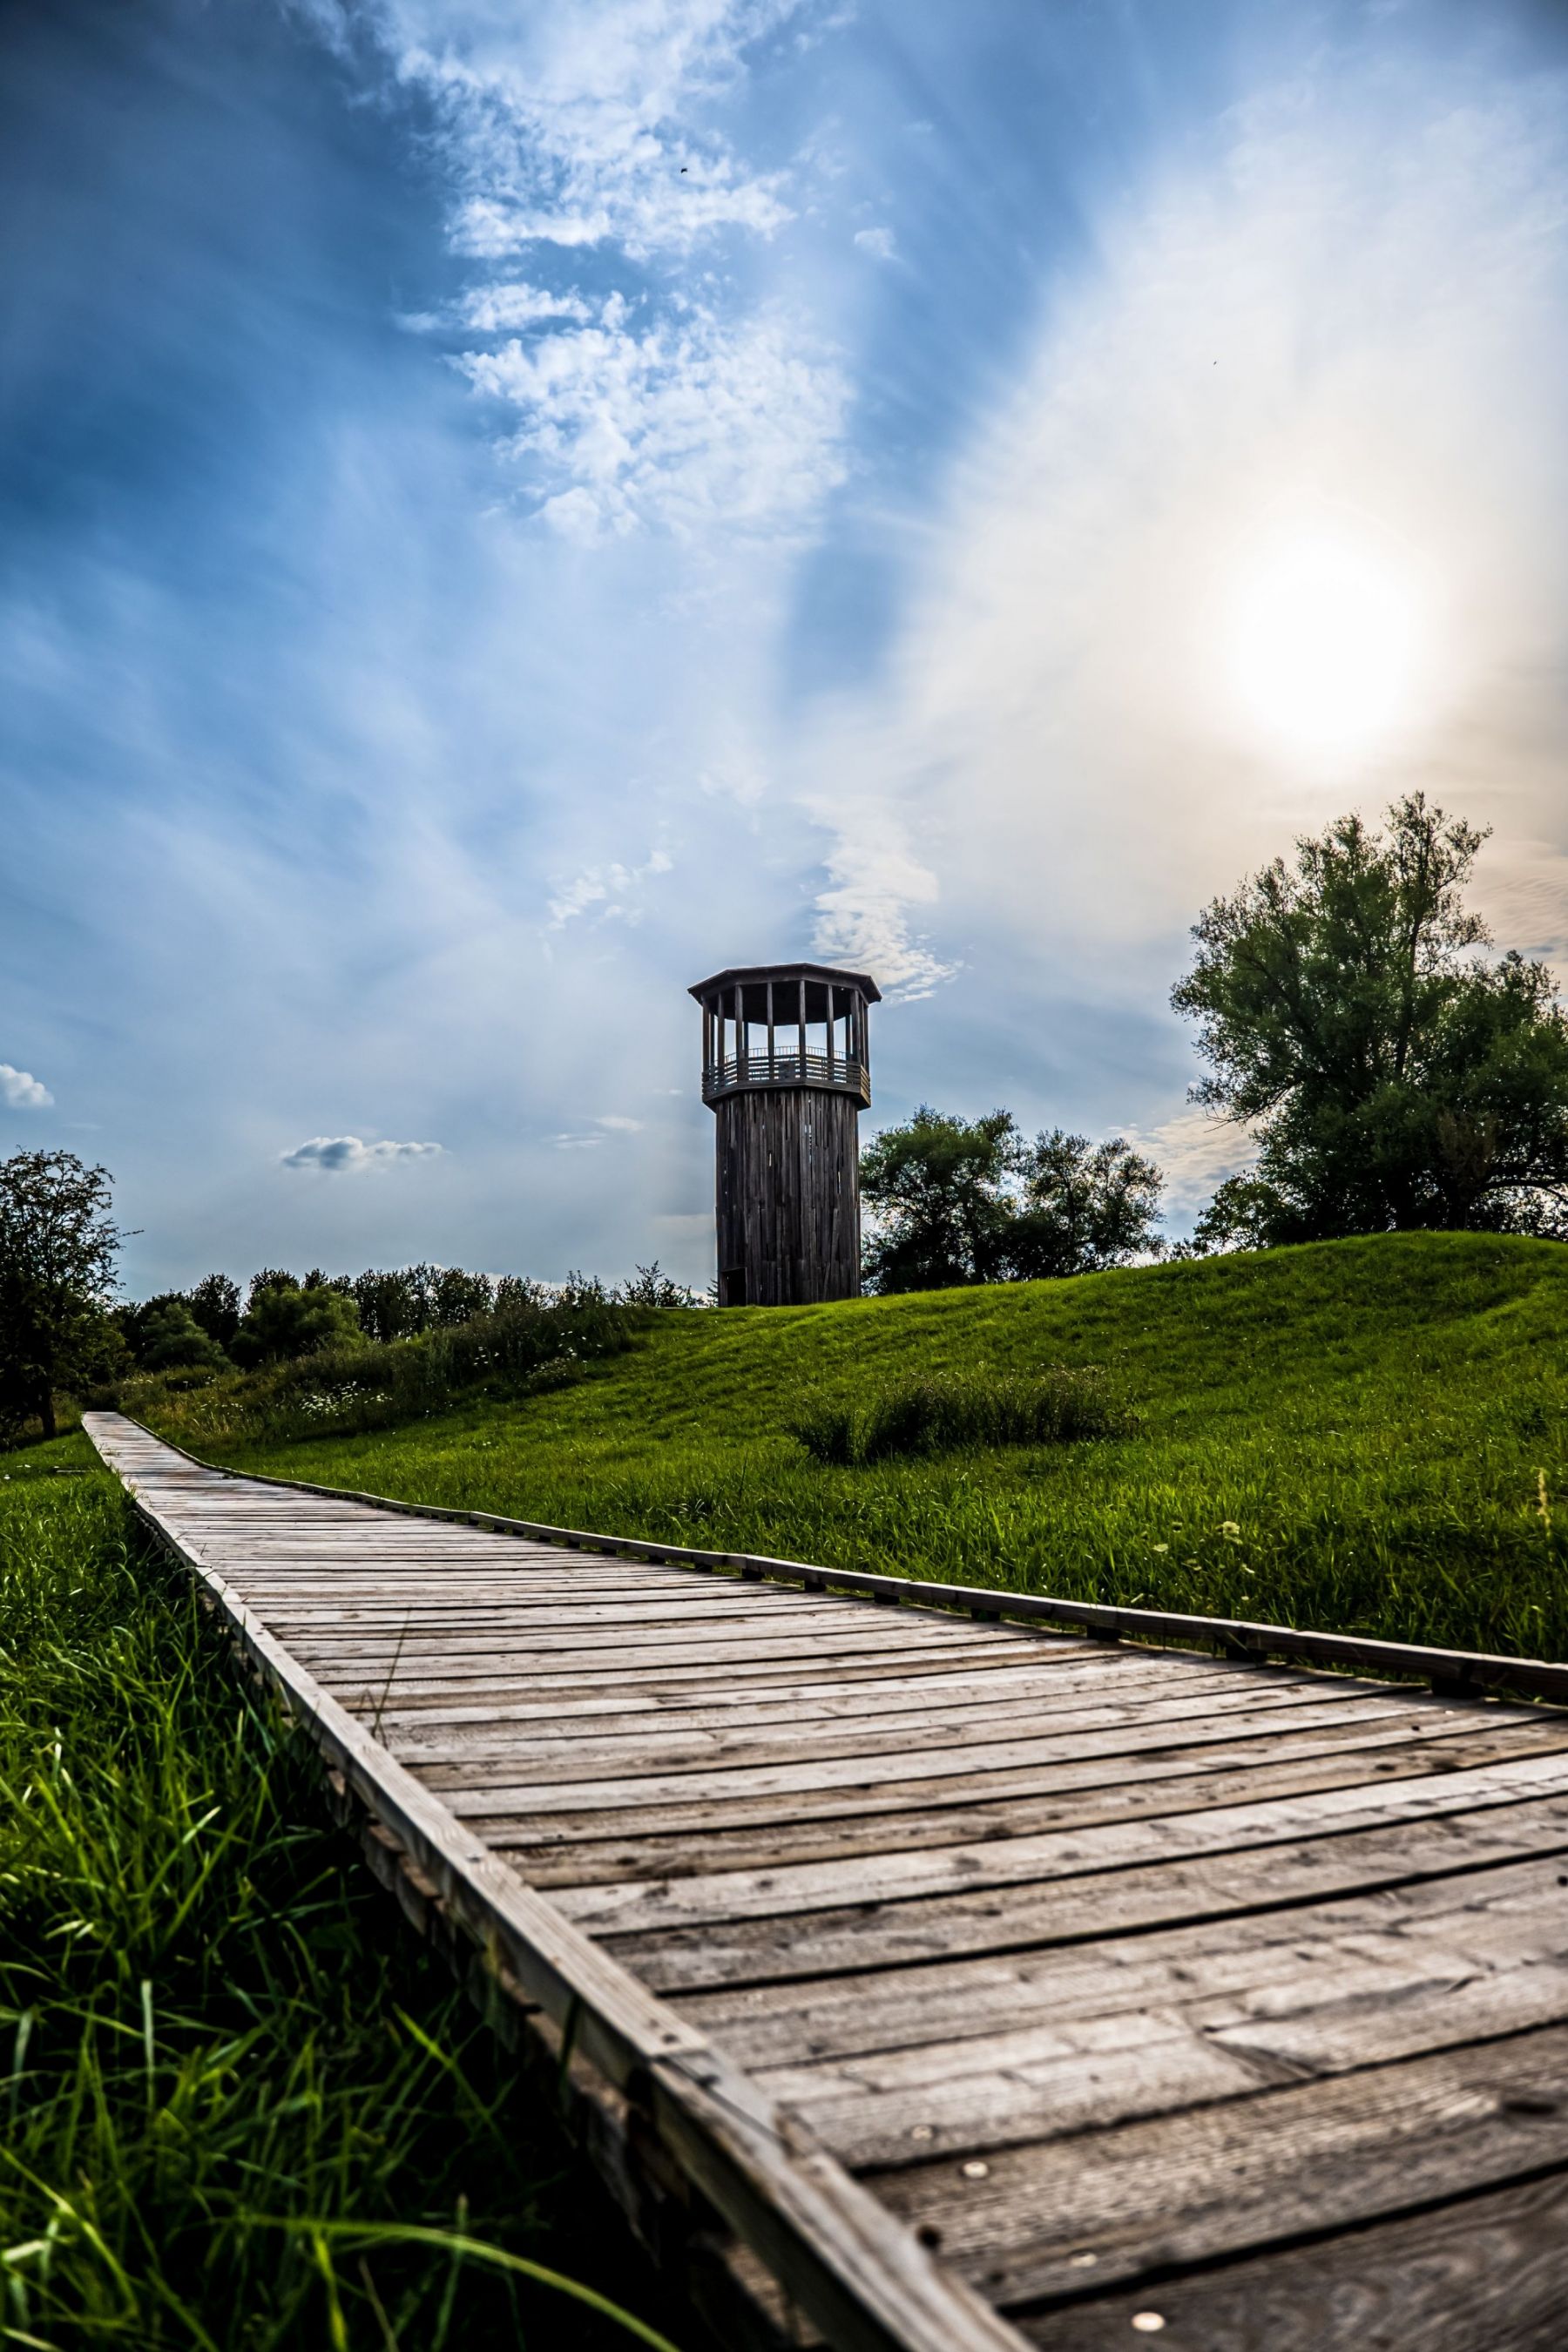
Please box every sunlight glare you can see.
[1223,522,1429,763]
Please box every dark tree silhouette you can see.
[0,1151,124,1440]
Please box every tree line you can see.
[0,1227,695,1443]
[3,793,1566,1436]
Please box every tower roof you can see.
[688,960,882,1004]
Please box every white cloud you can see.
[280,1135,444,1173]
[1130,1106,1255,1219]
[547,846,673,929]
[461,281,593,330]
[0,1064,53,1109]
[461,305,848,539]
[596,1113,644,1132]
[380,0,803,260]
[329,1,848,540]
[853,225,896,261]
[807,794,956,998]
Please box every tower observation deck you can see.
[689,962,882,1307]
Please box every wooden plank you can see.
[259,1598,884,1639]
[496,1723,1568,1886]
[877,2021,1568,2303]
[676,1851,1568,2072]
[456,1706,1517,1848]
[547,1750,1568,1934]
[435,1701,1529,1833]
[611,1796,1568,1991]
[1011,2167,1568,2351]
[395,1678,1375,1786]
[368,1653,1222,1742]
[283,1626,1002,1681]
[335,1642,1056,1706]
[752,1938,1568,2171]
[376,1656,1318,1747]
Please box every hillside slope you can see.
[157,1232,1568,1659]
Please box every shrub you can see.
[140,1288,633,1450]
[138,1299,228,1372]
[792,1368,1132,1465]
[231,1281,363,1368]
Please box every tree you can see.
[0,1151,124,1440]
[861,1108,1019,1291]
[1004,1131,1165,1278]
[137,1299,228,1372]
[230,1279,362,1367]
[186,1272,241,1350]
[1172,794,1568,1245]
[860,1110,1165,1293]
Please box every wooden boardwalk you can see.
[87,1412,1568,2351]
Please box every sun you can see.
[1222,517,1429,764]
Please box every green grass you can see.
[0,1447,684,2351]
[144,1232,1568,1663]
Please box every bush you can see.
[791,1368,1132,1465]
[138,1299,228,1372]
[231,1281,363,1368]
[141,1288,634,1451]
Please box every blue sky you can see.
[5,0,1568,1294]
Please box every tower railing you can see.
[701,1051,869,1106]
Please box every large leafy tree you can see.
[1005,1132,1165,1278]
[861,1109,1019,1291]
[0,1151,125,1440]
[860,1108,1164,1292]
[1173,794,1568,1245]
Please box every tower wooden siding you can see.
[690,961,882,1308]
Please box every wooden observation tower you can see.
[690,961,881,1307]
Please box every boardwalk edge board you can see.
[84,1415,1026,2352]
[105,1416,1568,1712]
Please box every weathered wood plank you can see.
[674,1851,1568,2071]
[368,1653,1218,1742]
[1011,2167,1568,2351]
[495,1722,1568,1885]
[611,1796,1568,1990]
[459,1707,1529,1847]
[448,1731,1566,1861]
[754,1943,1568,2169]
[397,1680,1393,1788]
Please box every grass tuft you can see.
[792,1368,1128,1465]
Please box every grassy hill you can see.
[146,1230,1568,1662]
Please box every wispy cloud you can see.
[280,1135,443,1173]
[380,0,803,259]
[808,794,956,998]
[853,225,896,261]
[0,1064,53,1110]
[547,847,672,929]
[461,301,848,539]
[459,280,593,330]
[347,0,849,538]
[1129,1106,1254,1218]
